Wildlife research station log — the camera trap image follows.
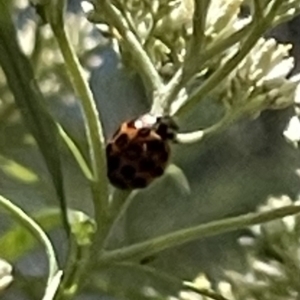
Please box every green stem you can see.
[184,0,210,73]
[151,68,184,115]
[50,22,109,242]
[0,195,60,292]
[99,204,300,264]
[199,22,252,69]
[253,0,263,20]
[175,111,236,144]
[57,125,93,181]
[104,190,136,248]
[55,240,90,300]
[193,0,210,50]
[48,8,112,298]
[108,189,132,222]
[102,0,162,94]
[0,0,69,236]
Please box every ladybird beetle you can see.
[106,114,178,189]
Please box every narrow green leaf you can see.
[0,154,39,183]
[0,208,62,261]
[0,195,60,284]
[57,125,93,180]
[0,208,95,262]
[0,1,68,233]
[165,164,191,195]
[42,270,63,300]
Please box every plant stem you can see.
[50,22,109,243]
[101,0,162,94]
[104,190,137,248]
[108,189,132,223]
[175,111,236,144]
[184,0,210,73]
[99,204,300,264]
[55,240,90,300]
[48,9,112,298]
[0,0,69,236]
[151,68,184,115]
[57,125,93,180]
[253,0,263,20]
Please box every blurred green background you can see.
[0,1,300,299]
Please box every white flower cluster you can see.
[219,38,299,117]
[87,0,251,74]
[166,195,300,300]
[205,0,249,42]
[218,196,300,300]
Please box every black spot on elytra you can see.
[137,128,151,138]
[125,143,143,159]
[107,155,120,171]
[120,165,136,179]
[151,166,164,177]
[158,149,169,163]
[108,173,128,189]
[146,139,165,153]
[139,158,155,172]
[131,177,148,188]
[115,133,129,149]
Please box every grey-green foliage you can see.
[87,0,300,129]
[88,0,194,75]
[224,196,300,300]
[1,0,300,299]
[174,196,300,300]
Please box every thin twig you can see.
[192,0,209,50]
[99,203,300,264]
[253,0,263,20]
[104,190,137,248]
[184,0,210,74]
[151,67,184,115]
[102,1,162,94]
[57,125,93,180]
[55,240,90,300]
[175,111,235,144]
[50,22,109,242]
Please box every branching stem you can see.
[99,204,300,264]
